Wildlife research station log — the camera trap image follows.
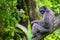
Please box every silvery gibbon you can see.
[31,6,55,38]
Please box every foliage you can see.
[16,24,31,40]
[0,0,28,40]
[0,0,60,40]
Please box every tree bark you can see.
[26,0,39,21]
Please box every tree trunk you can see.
[17,0,39,27]
[26,0,39,21]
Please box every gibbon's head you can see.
[39,6,47,14]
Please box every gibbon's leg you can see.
[32,23,50,38]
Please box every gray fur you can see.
[31,6,54,39]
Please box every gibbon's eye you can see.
[40,10,45,14]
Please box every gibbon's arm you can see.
[31,20,41,24]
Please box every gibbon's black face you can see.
[39,6,46,14]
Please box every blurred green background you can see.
[0,0,60,40]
